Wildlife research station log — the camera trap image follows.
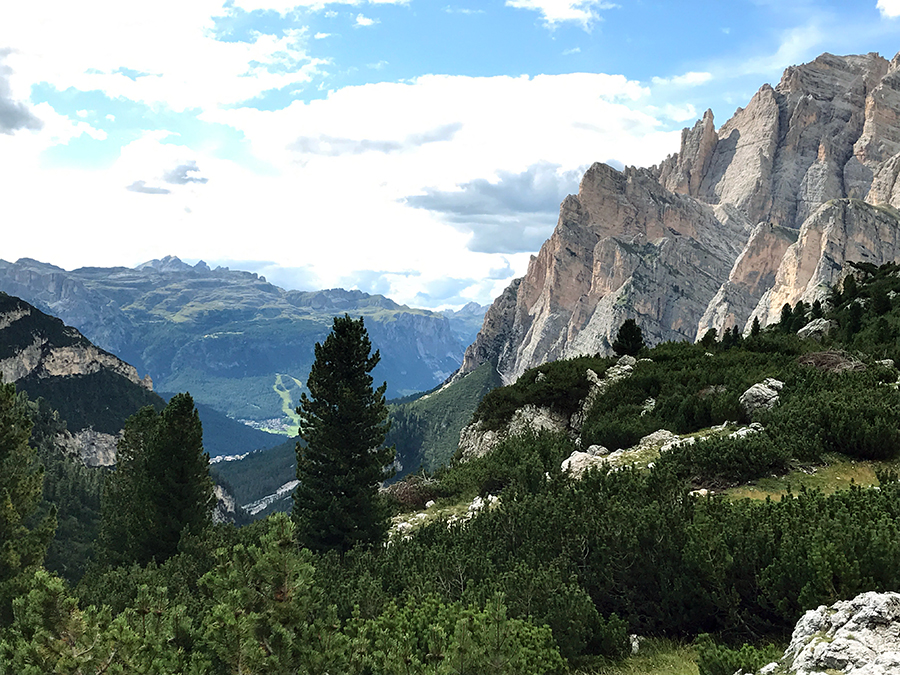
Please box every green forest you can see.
[5,263,900,673]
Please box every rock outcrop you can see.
[460,164,747,384]
[459,51,900,383]
[0,292,162,463]
[757,591,900,675]
[456,355,642,460]
[0,297,150,390]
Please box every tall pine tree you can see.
[99,393,213,567]
[293,315,393,554]
[0,380,55,625]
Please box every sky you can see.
[3,1,900,309]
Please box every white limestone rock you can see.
[561,450,607,478]
[757,591,900,675]
[740,378,784,417]
[797,317,836,341]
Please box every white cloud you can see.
[314,32,332,39]
[443,6,486,14]
[355,13,379,26]
[0,3,326,112]
[662,103,698,122]
[2,69,678,308]
[232,0,407,12]
[732,22,824,77]
[506,0,618,29]
[562,47,581,55]
[878,0,900,18]
[190,71,672,303]
[651,71,713,87]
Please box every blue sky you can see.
[2,0,900,309]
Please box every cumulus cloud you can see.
[163,160,209,185]
[355,13,379,26]
[406,162,583,253]
[291,122,463,156]
[651,71,713,87]
[506,0,618,29]
[0,5,327,112]
[878,0,900,18]
[732,22,824,77]
[0,50,41,134]
[126,180,172,195]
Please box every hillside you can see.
[211,363,500,517]
[10,260,900,674]
[0,256,485,427]
[459,51,900,385]
[0,291,164,465]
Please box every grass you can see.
[584,638,699,675]
[724,454,898,501]
[388,492,486,539]
[271,373,303,435]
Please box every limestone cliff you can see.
[749,199,900,325]
[460,51,900,381]
[0,292,162,465]
[0,293,151,390]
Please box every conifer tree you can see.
[293,315,393,554]
[99,393,213,567]
[779,303,793,331]
[612,319,645,357]
[0,381,55,626]
[700,328,718,349]
[750,316,761,337]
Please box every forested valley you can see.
[6,263,900,674]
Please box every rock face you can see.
[459,52,900,383]
[0,292,163,463]
[758,591,900,675]
[0,297,150,390]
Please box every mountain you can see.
[0,291,163,466]
[458,51,900,384]
[0,257,485,425]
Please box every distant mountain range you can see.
[0,256,486,428]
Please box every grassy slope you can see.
[390,362,502,474]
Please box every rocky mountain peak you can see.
[135,255,196,273]
[459,51,900,383]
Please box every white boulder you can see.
[740,378,784,416]
[757,591,900,675]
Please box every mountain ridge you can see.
[0,256,486,422]
[458,50,900,384]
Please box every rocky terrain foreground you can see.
[756,592,900,675]
[459,51,900,384]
